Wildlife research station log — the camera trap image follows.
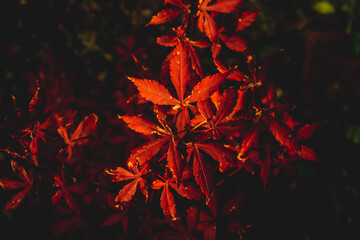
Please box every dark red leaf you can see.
[297,123,319,141]
[267,116,300,151]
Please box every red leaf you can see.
[214,88,237,125]
[192,146,214,202]
[239,126,260,156]
[127,137,169,166]
[197,142,236,172]
[157,34,178,47]
[129,77,180,105]
[260,146,272,189]
[70,113,98,144]
[160,182,177,219]
[267,116,300,151]
[5,188,30,211]
[202,11,217,42]
[219,34,248,52]
[115,178,142,203]
[28,82,45,116]
[164,0,187,8]
[0,178,27,190]
[298,145,318,161]
[197,99,215,123]
[236,10,259,31]
[104,167,136,182]
[296,123,319,141]
[169,182,202,200]
[170,42,191,103]
[167,138,183,182]
[120,115,167,136]
[146,8,183,26]
[227,89,246,119]
[214,59,249,82]
[205,0,243,13]
[185,73,229,103]
[187,42,204,78]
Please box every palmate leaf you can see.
[152,180,177,219]
[198,0,243,42]
[57,113,98,161]
[0,161,33,211]
[106,165,148,204]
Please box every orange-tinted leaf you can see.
[167,138,183,182]
[202,11,217,42]
[129,77,180,105]
[205,0,243,13]
[214,59,249,82]
[105,167,136,182]
[120,115,167,135]
[160,182,177,219]
[146,8,183,26]
[115,178,141,203]
[197,99,215,122]
[170,42,191,102]
[157,34,178,47]
[227,89,246,119]
[187,42,203,78]
[193,146,213,201]
[236,10,259,31]
[169,182,202,200]
[185,73,229,103]
[127,137,169,166]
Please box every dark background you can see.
[1,0,360,239]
